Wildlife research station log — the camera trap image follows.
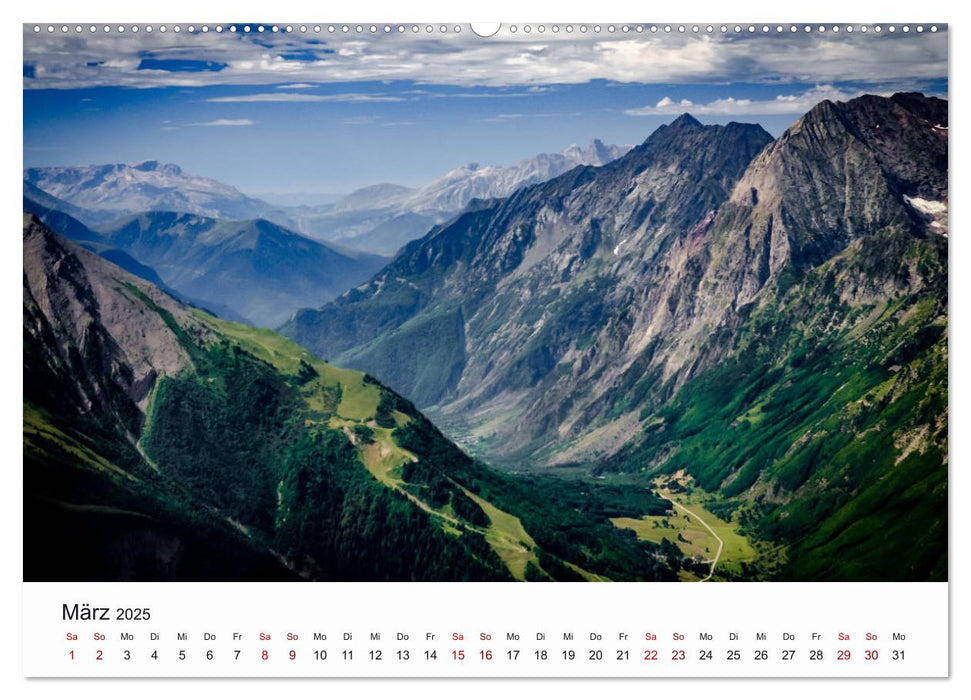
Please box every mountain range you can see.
[22,140,628,328]
[282,94,948,581]
[25,141,630,257]
[24,213,687,582]
[401,139,631,213]
[283,114,776,415]
[282,140,631,254]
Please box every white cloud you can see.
[185,118,255,127]
[206,92,406,103]
[480,111,576,122]
[625,85,877,116]
[22,28,948,90]
[276,83,315,89]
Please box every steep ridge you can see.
[24,215,683,582]
[24,193,282,323]
[23,181,106,231]
[609,93,947,580]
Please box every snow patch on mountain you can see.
[903,195,947,216]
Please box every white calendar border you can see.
[22,581,949,678]
[5,0,961,696]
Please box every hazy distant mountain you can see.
[284,95,947,581]
[23,187,101,242]
[22,167,389,325]
[24,160,289,224]
[333,183,416,213]
[23,180,111,226]
[25,144,630,257]
[95,211,388,328]
[246,190,344,208]
[287,140,632,254]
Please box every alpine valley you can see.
[283,93,948,582]
[24,93,947,583]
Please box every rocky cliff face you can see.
[23,214,205,429]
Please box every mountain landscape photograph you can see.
[23,23,947,583]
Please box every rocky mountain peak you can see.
[23,161,284,225]
[579,138,616,164]
[729,91,947,275]
[668,112,703,129]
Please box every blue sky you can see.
[23,25,949,194]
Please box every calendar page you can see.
[21,15,949,682]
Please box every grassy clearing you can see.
[335,375,380,421]
[611,509,718,561]
[356,426,417,487]
[736,401,767,426]
[661,488,757,574]
[611,475,758,578]
[196,312,315,374]
[441,522,463,536]
[562,560,611,582]
[456,484,538,580]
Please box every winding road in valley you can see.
[664,495,724,582]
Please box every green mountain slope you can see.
[24,214,683,582]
